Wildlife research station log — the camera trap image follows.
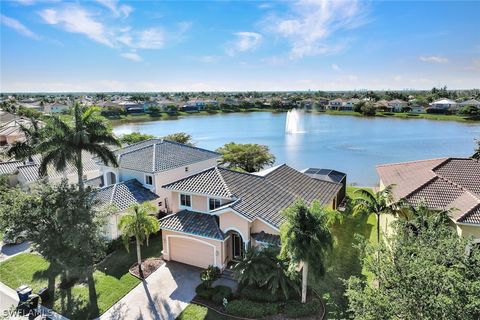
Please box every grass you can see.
[0,234,163,320]
[177,304,230,320]
[322,109,476,122]
[313,186,376,319]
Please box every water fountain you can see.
[285,108,304,133]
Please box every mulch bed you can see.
[129,257,165,279]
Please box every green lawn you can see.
[312,186,376,319]
[322,109,476,122]
[177,304,230,320]
[0,234,163,320]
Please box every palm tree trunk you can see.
[376,213,381,244]
[301,261,308,303]
[76,150,84,191]
[136,237,143,277]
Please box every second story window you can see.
[145,175,153,186]
[209,198,221,211]
[180,194,191,208]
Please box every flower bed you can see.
[129,257,164,279]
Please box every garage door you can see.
[169,237,215,269]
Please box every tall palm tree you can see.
[7,117,43,162]
[352,185,400,244]
[37,103,120,190]
[118,202,160,276]
[280,199,333,303]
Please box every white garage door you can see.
[169,237,215,269]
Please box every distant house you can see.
[0,118,33,146]
[410,105,425,113]
[43,103,69,114]
[377,158,480,240]
[327,98,343,110]
[343,98,360,111]
[458,99,480,109]
[388,99,408,112]
[375,100,391,111]
[429,98,457,110]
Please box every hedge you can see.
[240,285,297,302]
[195,283,214,300]
[225,299,279,318]
[283,299,322,318]
[211,285,232,304]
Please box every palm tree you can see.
[280,199,333,303]
[118,202,160,277]
[472,138,480,160]
[352,185,400,244]
[37,103,120,191]
[7,117,43,162]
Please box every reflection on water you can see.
[113,112,479,186]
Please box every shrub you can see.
[195,283,214,300]
[240,285,285,302]
[284,299,322,318]
[211,285,232,304]
[225,299,279,318]
[200,265,220,288]
[106,237,124,254]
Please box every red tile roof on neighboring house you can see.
[377,158,480,225]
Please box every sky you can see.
[0,0,479,92]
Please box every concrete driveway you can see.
[100,261,202,320]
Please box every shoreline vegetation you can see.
[105,108,479,124]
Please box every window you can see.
[180,194,191,208]
[209,198,221,211]
[145,175,153,186]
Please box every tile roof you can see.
[301,168,346,183]
[0,160,24,175]
[114,139,220,173]
[159,210,225,240]
[94,179,159,211]
[85,175,104,188]
[251,231,281,246]
[377,158,480,225]
[164,164,342,228]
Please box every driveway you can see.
[0,241,30,262]
[100,261,202,320]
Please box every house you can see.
[43,103,69,114]
[327,98,343,110]
[429,98,457,110]
[96,139,221,215]
[376,158,480,240]
[410,105,425,113]
[343,99,360,111]
[375,100,391,112]
[158,164,343,269]
[458,99,480,110]
[388,99,408,112]
[0,118,34,146]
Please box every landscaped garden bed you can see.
[129,257,165,279]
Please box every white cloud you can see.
[95,0,133,18]
[226,32,262,56]
[264,0,369,58]
[1,14,40,39]
[39,5,114,47]
[135,28,164,49]
[418,55,449,64]
[120,52,142,61]
[331,63,340,71]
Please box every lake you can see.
[112,112,480,186]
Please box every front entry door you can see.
[232,234,243,259]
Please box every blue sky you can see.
[1,0,479,92]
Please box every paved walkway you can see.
[100,261,202,320]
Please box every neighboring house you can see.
[0,118,33,146]
[375,100,391,111]
[343,99,360,111]
[94,179,159,239]
[0,153,100,190]
[376,158,480,240]
[429,98,457,110]
[458,99,480,110]
[327,98,343,110]
[410,104,425,113]
[97,139,221,214]
[388,99,408,112]
[159,164,343,269]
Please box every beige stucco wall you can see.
[161,229,225,268]
[456,224,480,239]
[250,219,279,235]
[169,190,229,213]
[219,211,250,243]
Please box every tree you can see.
[360,102,376,116]
[345,210,480,320]
[472,138,480,160]
[280,199,333,303]
[118,202,160,277]
[352,186,399,244]
[459,105,479,117]
[37,103,120,191]
[353,101,366,113]
[7,117,43,162]
[216,142,275,173]
[120,132,155,145]
[163,132,194,146]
